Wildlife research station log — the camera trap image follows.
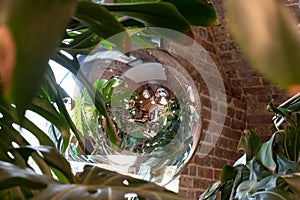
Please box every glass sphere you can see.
[61,31,203,186]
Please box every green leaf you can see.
[276,154,297,173]
[116,0,158,2]
[0,106,31,152]
[94,79,108,93]
[29,97,71,152]
[131,34,158,48]
[229,165,250,199]
[39,66,86,152]
[4,0,77,117]
[281,173,300,199]
[235,180,257,200]
[102,77,118,102]
[257,133,277,172]
[238,130,261,161]
[252,188,295,200]
[162,0,219,26]
[104,2,191,33]
[246,158,272,181]
[13,146,75,183]
[251,174,279,193]
[100,39,116,51]
[20,117,56,148]
[120,18,145,28]
[0,161,49,190]
[287,98,300,112]
[220,165,236,184]
[75,1,129,53]
[269,100,300,162]
[33,165,187,200]
[268,101,290,119]
[60,24,101,55]
[226,0,300,88]
[33,183,185,200]
[0,187,30,200]
[52,52,119,148]
[115,0,219,26]
[198,181,221,200]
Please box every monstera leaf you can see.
[0,0,77,117]
[115,0,219,26]
[34,165,187,200]
[0,153,187,200]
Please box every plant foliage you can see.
[0,0,218,199]
[226,0,300,89]
[199,98,300,200]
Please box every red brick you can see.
[178,189,188,198]
[219,51,234,60]
[235,110,245,121]
[187,190,197,199]
[198,167,214,179]
[181,167,189,175]
[202,107,211,120]
[193,155,213,167]
[179,176,193,188]
[247,114,274,124]
[231,98,246,110]
[189,165,197,176]
[231,119,246,130]
[214,169,221,180]
[244,87,274,96]
[229,78,243,87]
[223,127,242,140]
[227,107,235,117]
[193,178,213,189]
[227,139,239,151]
[200,40,217,54]
[202,119,209,131]
[212,158,229,169]
[224,116,231,127]
[217,41,236,51]
[231,87,244,98]
[244,77,263,87]
[202,95,212,108]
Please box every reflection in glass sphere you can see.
[61,47,202,186]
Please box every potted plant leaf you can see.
[199,96,300,200]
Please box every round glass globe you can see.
[62,31,203,186]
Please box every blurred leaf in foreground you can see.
[226,0,300,90]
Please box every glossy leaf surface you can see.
[13,146,75,183]
[34,165,187,200]
[104,2,191,33]
[75,1,129,52]
[115,0,219,26]
[257,133,276,172]
[281,173,300,199]
[0,161,49,190]
[3,0,77,116]
[163,0,219,26]
[238,130,261,161]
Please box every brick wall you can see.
[177,0,299,199]
[175,25,248,198]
